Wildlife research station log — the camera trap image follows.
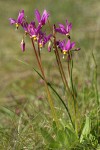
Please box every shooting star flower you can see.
[9,10,25,29]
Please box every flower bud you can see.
[76,48,81,51]
[48,41,52,52]
[21,39,25,52]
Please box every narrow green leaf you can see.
[65,126,78,147]
[0,106,16,118]
[40,127,60,148]
[80,116,91,142]
[40,127,55,143]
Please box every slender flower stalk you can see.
[53,25,80,130]
[31,65,74,128]
[53,25,72,95]
[37,41,41,58]
[70,58,78,133]
[92,52,99,106]
[67,57,71,77]
[31,38,59,128]
[54,38,77,130]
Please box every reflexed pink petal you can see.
[68,23,72,31]
[66,39,71,50]
[59,24,65,29]
[17,10,24,24]
[55,28,62,33]
[66,20,68,26]
[9,18,16,24]
[66,20,72,32]
[70,42,75,49]
[41,10,49,25]
[35,9,41,23]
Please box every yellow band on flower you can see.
[16,23,19,29]
[39,43,43,48]
[63,50,67,55]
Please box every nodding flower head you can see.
[38,33,52,49]
[27,21,41,40]
[55,20,72,38]
[9,10,25,29]
[35,9,49,27]
[59,39,75,55]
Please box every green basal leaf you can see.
[40,127,60,148]
[80,116,91,143]
[65,126,79,147]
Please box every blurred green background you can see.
[0,0,100,106]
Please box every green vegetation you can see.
[0,0,100,149]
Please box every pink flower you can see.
[55,20,72,36]
[59,39,75,54]
[35,9,49,27]
[9,10,25,29]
